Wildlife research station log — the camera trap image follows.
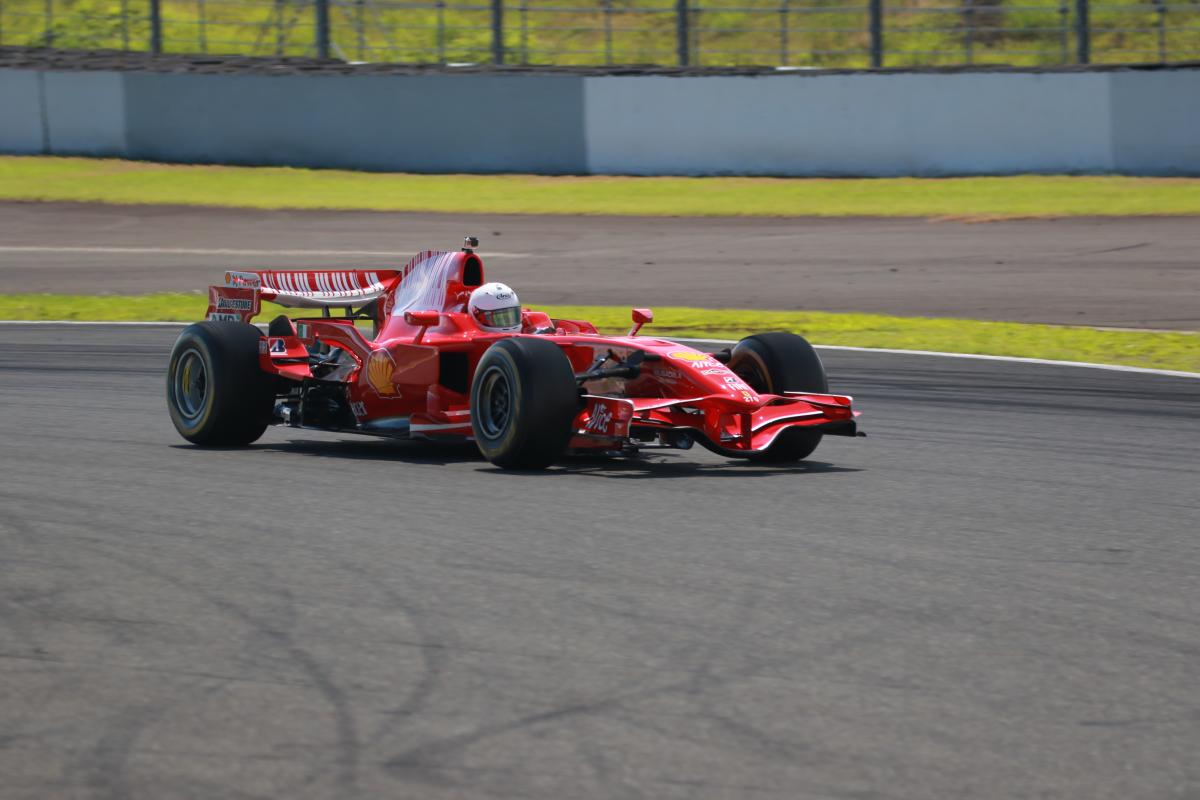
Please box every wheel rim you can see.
[173,348,208,421]
[476,365,513,439]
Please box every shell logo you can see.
[366,349,397,396]
[668,351,710,361]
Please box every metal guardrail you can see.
[1,0,1197,68]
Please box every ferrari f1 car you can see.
[166,240,860,469]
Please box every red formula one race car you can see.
[166,240,860,469]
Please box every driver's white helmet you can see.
[468,282,522,332]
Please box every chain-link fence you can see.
[1,0,1197,67]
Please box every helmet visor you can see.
[477,305,521,329]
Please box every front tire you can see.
[470,338,579,470]
[166,322,275,446]
[728,332,828,462]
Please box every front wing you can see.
[572,392,859,455]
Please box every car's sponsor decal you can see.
[268,338,287,354]
[580,397,634,438]
[688,358,724,370]
[723,375,754,392]
[668,351,727,370]
[225,271,262,288]
[258,338,269,354]
[586,405,615,434]
[652,367,680,384]
[208,312,241,322]
[214,296,254,311]
[349,400,367,418]
[365,349,397,396]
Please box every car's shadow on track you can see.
[236,437,482,466]
[232,438,860,478]
[544,455,860,480]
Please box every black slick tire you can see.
[728,332,828,462]
[470,338,579,470]
[166,321,276,446]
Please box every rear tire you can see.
[728,332,828,462]
[166,322,275,446]
[471,338,579,470]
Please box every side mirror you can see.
[405,310,440,343]
[629,308,654,337]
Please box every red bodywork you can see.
[205,249,859,456]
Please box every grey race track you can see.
[3,202,1199,329]
[1,323,1198,799]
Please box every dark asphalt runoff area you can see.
[1,322,1197,799]
[3,202,1199,329]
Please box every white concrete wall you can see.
[582,72,1117,175]
[0,66,1196,175]
[121,72,586,173]
[0,71,45,154]
[1108,70,1200,174]
[43,71,127,155]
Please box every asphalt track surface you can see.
[2,322,1198,799]
[4,202,1199,329]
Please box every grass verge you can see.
[3,157,1200,217]
[2,293,1196,373]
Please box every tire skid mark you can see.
[240,575,364,795]
[378,667,802,792]
[0,498,114,747]
[682,589,821,770]
[384,694,650,785]
[102,540,363,795]
[603,710,817,796]
[18,529,364,798]
[1,524,251,798]
[0,498,240,794]
[376,580,907,788]
[380,646,770,786]
[81,682,228,800]
[328,560,449,758]
[627,589,891,775]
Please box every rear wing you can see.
[206,270,400,323]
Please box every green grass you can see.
[4,157,1200,217]
[0,293,299,323]
[3,0,1198,68]
[3,293,1196,372]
